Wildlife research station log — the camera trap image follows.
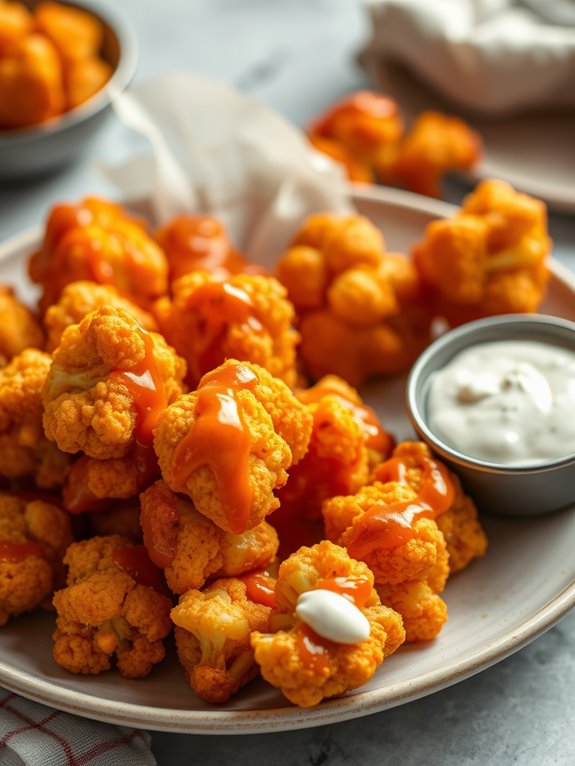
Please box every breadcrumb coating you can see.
[0,493,73,625]
[29,197,168,312]
[44,280,157,351]
[156,271,299,388]
[389,112,482,198]
[274,376,394,550]
[42,306,186,459]
[0,286,44,366]
[52,534,172,677]
[322,442,487,641]
[277,213,431,386]
[413,179,551,326]
[171,577,271,703]
[140,481,278,594]
[154,360,312,533]
[0,348,71,487]
[251,541,405,707]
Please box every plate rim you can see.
[0,187,573,734]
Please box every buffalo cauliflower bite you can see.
[155,271,299,388]
[52,534,172,677]
[273,376,394,557]
[171,576,272,703]
[0,348,71,488]
[154,359,312,534]
[140,481,278,594]
[389,112,482,198]
[42,306,186,460]
[307,91,404,184]
[0,492,73,625]
[62,455,147,513]
[276,213,431,386]
[0,286,44,366]
[154,214,256,283]
[44,280,157,351]
[250,540,405,708]
[307,92,481,198]
[412,179,551,326]
[322,442,487,641]
[29,197,169,312]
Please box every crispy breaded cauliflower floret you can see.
[171,576,272,703]
[307,91,404,185]
[0,492,73,625]
[323,442,487,641]
[307,92,481,198]
[154,360,312,533]
[44,280,158,351]
[277,213,431,386]
[274,376,394,544]
[52,534,172,677]
[251,541,405,708]
[413,179,551,327]
[323,481,449,591]
[140,481,278,594]
[62,454,147,514]
[42,306,186,460]
[373,442,488,576]
[154,214,257,283]
[29,197,169,312]
[0,348,71,488]
[156,271,298,388]
[389,112,482,198]
[0,286,44,366]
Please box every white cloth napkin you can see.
[361,0,575,115]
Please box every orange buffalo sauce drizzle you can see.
[346,457,455,560]
[314,576,372,608]
[297,385,393,453]
[111,545,171,596]
[172,363,258,534]
[239,573,277,609]
[186,282,262,383]
[297,576,371,674]
[112,327,167,448]
[0,540,45,562]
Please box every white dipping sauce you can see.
[428,340,575,467]
[295,590,370,644]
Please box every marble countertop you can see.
[0,1,574,764]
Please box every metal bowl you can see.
[407,314,575,516]
[0,0,137,180]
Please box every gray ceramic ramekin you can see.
[407,314,575,516]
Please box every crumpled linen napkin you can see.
[361,0,575,115]
[103,71,351,266]
[0,689,156,766]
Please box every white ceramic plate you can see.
[0,188,574,734]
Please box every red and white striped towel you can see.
[0,689,156,766]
